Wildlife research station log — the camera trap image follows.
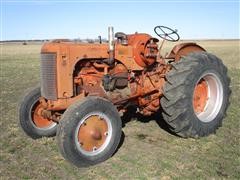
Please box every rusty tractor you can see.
[19,26,230,167]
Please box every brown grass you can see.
[0,40,239,179]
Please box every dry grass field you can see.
[0,40,239,179]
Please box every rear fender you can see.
[167,43,205,61]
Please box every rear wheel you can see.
[19,87,57,139]
[57,96,122,167]
[161,52,231,137]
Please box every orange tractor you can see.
[19,26,230,167]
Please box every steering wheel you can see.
[154,26,180,42]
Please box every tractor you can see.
[19,26,231,167]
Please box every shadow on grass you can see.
[121,106,176,136]
[113,106,178,154]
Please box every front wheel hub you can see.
[31,101,56,129]
[75,112,113,156]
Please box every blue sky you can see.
[1,0,239,40]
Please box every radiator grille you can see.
[40,53,57,100]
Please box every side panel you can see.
[61,44,110,98]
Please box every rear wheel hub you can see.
[193,79,208,113]
[192,73,223,122]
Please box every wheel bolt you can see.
[104,132,108,136]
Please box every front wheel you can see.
[19,87,57,139]
[161,52,231,138]
[57,96,122,167]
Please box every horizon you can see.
[1,37,240,42]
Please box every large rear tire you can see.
[161,52,231,138]
[57,96,122,167]
[19,87,57,139]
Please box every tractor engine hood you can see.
[41,41,109,59]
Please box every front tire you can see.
[57,96,122,167]
[19,87,57,139]
[161,52,231,138]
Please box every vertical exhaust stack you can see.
[108,26,114,64]
[108,26,114,51]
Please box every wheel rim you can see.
[193,73,223,122]
[75,112,113,156]
[30,100,56,129]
